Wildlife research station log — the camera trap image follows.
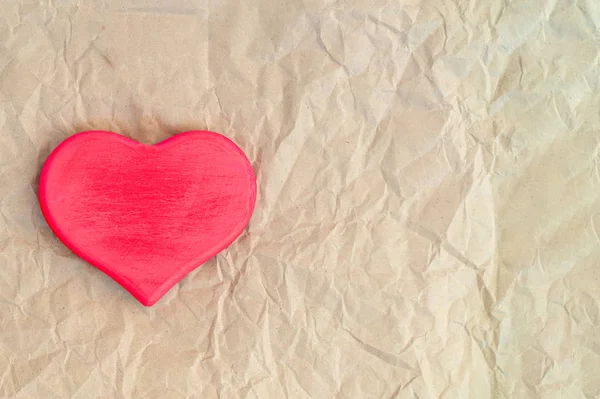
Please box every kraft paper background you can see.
[2,0,600,397]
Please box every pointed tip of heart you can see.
[140,296,158,307]
[139,288,170,307]
[127,289,167,307]
[118,279,171,307]
[133,291,157,306]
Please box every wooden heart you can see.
[39,130,256,306]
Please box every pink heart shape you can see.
[39,130,256,306]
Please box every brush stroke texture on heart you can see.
[39,130,256,306]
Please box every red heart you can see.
[39,130,256,306]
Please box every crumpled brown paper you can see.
[2,0,600,397]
